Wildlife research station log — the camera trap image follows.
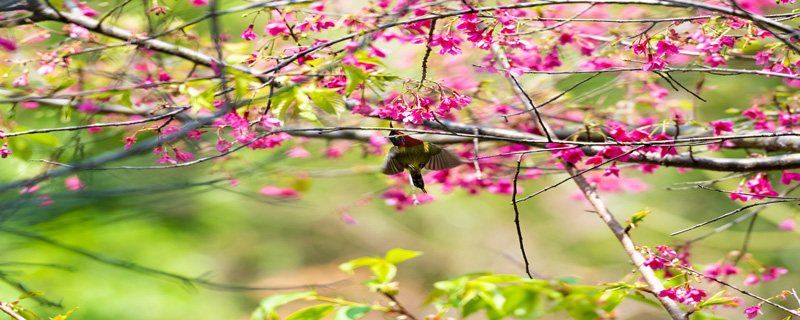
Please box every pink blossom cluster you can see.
[657,286,708,305]
[730,173,779,201]
[370,91,472,125]
[380,189,434,211]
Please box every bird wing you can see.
[381,147,406,175]
[424,146,463,171]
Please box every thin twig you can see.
[512,154,533,279]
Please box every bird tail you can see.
[410,171,427,193]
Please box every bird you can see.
[381,124,463,193]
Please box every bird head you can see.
[388,122,403,147]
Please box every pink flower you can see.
[240,24,258,41]
[1,143,11,158]
[780,171,800,185]
[743,106,765,120]
[642,57,667,71]
[0,37,16,52]
[65,176,85,191]
[428,33,463,55]
[123,136,137,150]
[260,186,301,199]
[265,21,290,36]
[744,304,763,319]
[12,71,28,87]
[285,146,311,159]
[341,213,358,225]
[155,154,178,165]
[186,130,206,141]
[658,288,679,300]
[381,189,434,211]
[189,0,208,7]
[643,255,665,269]
[79,3,98,17]
[730,184,750,202]
[173,149,195,162]
[216,138,233,152]
[146,6,169,15]
[77,101,100,113]
[779,217,796,231]
[37,64,54,75]
[20,102,39,109]
[603,164,620,178]
[755,50,771,65]
[39,194,53,207]
[656,245,677,258]
[487,179,517,194]
[261,116,282,130]
[709,121,733,135]
[158,69,172,82]
[546,143,585,164]
[68,25,90,38]
[743,273,759,285]
[323,146,345,159]
[762,267,787,282]
[638,164,660,174]
[703,54,727,67]
[19,184,40,194]
[683,288,707,304]
[655,40,679,57]
[585,156,603,165]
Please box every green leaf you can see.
[352,51,387,68]
[332,306,370,320]
[370,261,396,284]
[254,291,315,320]
[18,291,45,300]
[339,257,379,274]
[460,296,488,318]
[696,291,739,309]
[598,289,629,312]
[383,249,422,264]
[294,88,320,124]
[270,86,300,121]
[120,91,133,109]
[233,72,258,99]
[308,88,346,118]
[285,304,335,320]
[627,208,652,230]
[191,86,215,113]
[51,307,78,320]
[691,311,729,320]
[343,65,367,96]
[473,275,522,284]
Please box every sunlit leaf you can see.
[332,306,370,320]
[51,307,78,320]
[383,248,421,264]
[254,290,315,320]
[270,86,299,121]
[284,304,335,320]
[339,257,379,274]
[369,261,396,284]
[343,65,367,96]
[308,88,346,118]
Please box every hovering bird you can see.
[381,125,463,193]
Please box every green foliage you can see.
[254,249,636,320]
[626,208,652,231]
[252,291,316,320]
